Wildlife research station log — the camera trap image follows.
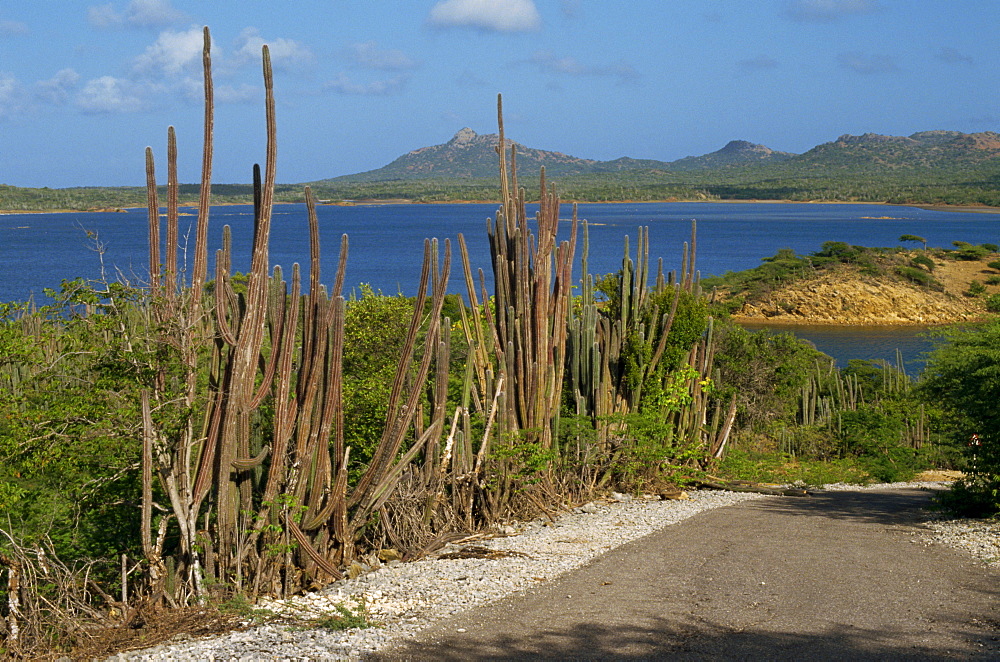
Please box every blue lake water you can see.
[2,201,996,369]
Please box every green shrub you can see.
[342,286,420,473]
[910,254,935,272]
[896,266,941,289]
[965,280,987,297]
[986,293,1000,313]
[311,599,373,631]
[955,244,990,261]
[934,476,1000,518]
[814,241,862,262]
[920,318,1000,495]
[986,276,1000,286]
[836,406,927,483]
[987,260,1000,271]
[716,446,872,485]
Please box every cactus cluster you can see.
[135,35,740,605]
[139,29,453,602]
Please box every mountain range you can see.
[5,126,999,212]
[314,128,1000,185]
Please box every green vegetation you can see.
[0,183,305,212]
[7,165,1000,211]
[965,280,987,297]
[900,234,927,250]
[920,319,1000,516]
[712,321,953,486]
[308,599,372,631]
[952,241,993,261]
[3,26,998,659]
[703,241,950,307]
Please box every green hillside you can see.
[3,129,1000,211]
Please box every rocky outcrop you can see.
[731,268,984,325]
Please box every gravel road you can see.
[372,486,1000,661]
[111,484,1000,660]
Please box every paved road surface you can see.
[371,488,1000,661]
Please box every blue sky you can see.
[0,0,996,188]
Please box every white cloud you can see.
[0,72,25,117]
[35,68,81,104]
[0,19,28,36]
[88,0,186,29]
[76,76,146,113]
[126,0,186,26]
[837,52,897,74]
[428,0,541,32]
[88,4,120,28]
[346,41,417,71]
[527,50,638,83]
[326,73,408,96]
[785,0,879,22]
[132,27,205,77]
[214,83,259,104]
[169,73,255,104]
[234,28,314,70]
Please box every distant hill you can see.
[313,130,795,185]
[321,128,600,182]
[789,130,1000,171]
[661,140,796,171]
[313,128,1000,189]
[5,128,1000,211]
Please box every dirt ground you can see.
[913,469,965,482]
[930,256,1000,299]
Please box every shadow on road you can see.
[747,487,942,527]
[372,613,1000,661]
[369,487,1000,661]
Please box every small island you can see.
[706,239,1000,326]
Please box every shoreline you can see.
[4,199,999,216]
[732,316,985,328]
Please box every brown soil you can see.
[731,254,999,326]
[29,607,251,661]
[912,469,965,482]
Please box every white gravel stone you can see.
[108,482,993,660]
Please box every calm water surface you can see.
[740,322,945,375]
[2,201,995,368]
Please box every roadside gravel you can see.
[108,481,992,661]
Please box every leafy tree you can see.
[712,323,826,428]
[341,285,421,473]
[899,234,927,250]
[919,319,1000,511]
[837,406,923,482]
[0,290,145,564]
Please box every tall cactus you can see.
[478,94,578,453]
[140,28,454,602]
